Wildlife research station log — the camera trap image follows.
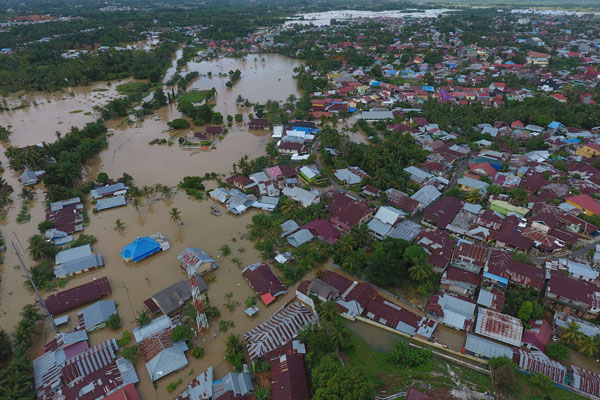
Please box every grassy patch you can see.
[178,90,212,105]
[512,372,585,400]
[91,88,109,92]
[70,109,83,113]
[116,81,152,97]
[343,330,494,396]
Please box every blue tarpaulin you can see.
[121,236,161,262]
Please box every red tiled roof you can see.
[365,295,419,330]
[270,353,310,400]
[547,270,600,307]
[567,194,600,215]
[444,267,480,286]
[423,197,463,228]
[330,201,371,232]
[522,319,551,353]
[45,277,111,315]
[318,270,353,294]
[452,242,490,268]
[242,263,287,301]
[302,219,340,244]
[103,383,141,400]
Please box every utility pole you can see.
[12,242,59,334]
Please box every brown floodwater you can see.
[0,53,307,398]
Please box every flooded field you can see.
[0,52,305,398]
[284,9,452,26]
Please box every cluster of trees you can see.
[0,305,43,399]
[320,126,428,191]
[225,69,241,88]
[177,89,221,125]
[0,41,178,93]
[5,120,108,202]
[422,97,600,131]
[300,301,374,399]
[559,321,599,358]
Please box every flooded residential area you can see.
[2,1,600,400]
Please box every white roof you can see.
[457,176,489,192]
[55,244,92,265]
[567,260,599,280]
[411,185,441,207]
[282,187,319,208]
[334,168,362,185]
[465,334,513,359]
[374,206,405,225]
[133,315,174,342]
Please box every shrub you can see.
[171,324,194,342]
[546,342,569,361]
[107,313,121,330]
[122,345,139,362]
[191,346,205,358]
[388,341,432,368]
[166,378,182,392]
[117,330,132,347]
[167,118,191,130]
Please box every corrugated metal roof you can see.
[475,308,523,346]
[244,302,318,361]
[465,333,513,359]
[78,300,116,331]
[53,254,104,278]
[55,244,92,264]
[96,195,127,211]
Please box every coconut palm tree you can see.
[408,263,432,282]
[170,207,182,226]
[561,321,583,346]
[28,234,55,261]
[225,334,244,355]
[131,198,143,215]
[465,189,482,204]
[330,318,350,351]
[135,311,152,327]
[142,185,153,204]
[351,224,372,248]
[577,335,599,358]
[318,300,339,325]
[19,188,34,202]
[114,219,125,232]
[280,199,295,215]
[160,185,173,198]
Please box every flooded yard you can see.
[0,52,305,398]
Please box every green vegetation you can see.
[122,345,139,363]
[191,346,205,359]
[107,313,121,330]
[170,324,194,342]
[117,330,132,347]
[546,342,569,362]
[0,305,43,399]
[388,340,432,368]
[166,378,183,392]
[167,118,191,130]
[116,82,152,97]
[225,69,241,88]
[225,334,245,372]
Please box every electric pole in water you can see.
[12,241,59,334]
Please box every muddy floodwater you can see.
[0,53,305,398]
[284,9,452,26]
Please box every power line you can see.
[11,241,59,334]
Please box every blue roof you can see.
[563,138,581,144]
[422,86,435,92]
[483,271,509,285]
[470,156,503,170]
[121,236,161,262]
[371,80,382,87]
[548,121,564,129]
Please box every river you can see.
[284,9,453,27]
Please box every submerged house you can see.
[242,263,287,305]
[77,300,117,332]
[53,244,104,278]
[178,248,217,275]
[121,233,169,262]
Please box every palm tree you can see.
[225,334,244,355]
[408,263,432,282]
[142,185,153,204]
[135,311,152,327]
[19,188,34,202]
[160,185,173,198]
[280,199,295,215]
[351,224,372,248]
[330,318,350,351]
[183,303,196,323]
[170,207,182,226]
[561,321,583,346]
[466,189,482,204]
[577,336,599,358]
[114,219,125,232]
[28,234,55,261]
[318,300,339,325]
[131,198,143,215]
